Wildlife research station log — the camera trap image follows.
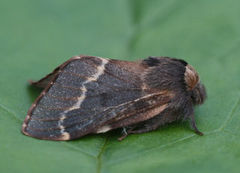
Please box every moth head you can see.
[184,65,206,105]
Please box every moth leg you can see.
[128,123,158,135]
[118,127,129,141]
[118,126,147,141]
[190,114,204,136]
[118,120,160,141]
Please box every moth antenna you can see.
[184,65,199,90]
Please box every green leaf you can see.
[0,0,240,173]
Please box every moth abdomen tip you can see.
[58,132,71,140]
[96,125,112,133]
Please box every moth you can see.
[22,55,206,141]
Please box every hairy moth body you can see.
[22,55,206,140]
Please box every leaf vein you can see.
[96,137,109,173]
[61,142,96,158]
[0,102,22,123]
[218,93,240,131]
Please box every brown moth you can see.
[22,55,207,141]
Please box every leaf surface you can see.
[0,0,240,173]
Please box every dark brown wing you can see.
[22,55,171,140]
[94,91,172,134]
[29,57,82,89]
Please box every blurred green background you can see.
[0,0,240,173]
